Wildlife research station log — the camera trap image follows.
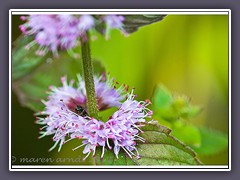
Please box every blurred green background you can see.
[12,15,229,165]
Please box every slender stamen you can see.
[101,146,105,158]
[72,143,88,151]
[38,131,49,139]
[25,41,36,50]
[48,140,60,151]
[64,138,74,144]
[121,146,132,159]
[92,146,96,156]
[40,125,48,130]
[106,138,112,149]
[125,147,136,156]
[83,151,91,161]
[58,139,64,152]
[133,134,145,141]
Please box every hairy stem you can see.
[81,32,99,118]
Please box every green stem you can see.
[81,32,99,118]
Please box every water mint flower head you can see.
[36,78,152,160]
[68,89,152,160]
[20,15,60,56]
[36,74,126,152]
[77,73,125,110]
[20,15,81,57]
[20,14,128,56]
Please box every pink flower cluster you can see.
[19,14,126,56]
[36,75,152,159]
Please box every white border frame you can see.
[9,9,231,171]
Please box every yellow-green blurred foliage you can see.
[91,15,228,164]
[12,15,228,165]
[91,15,228,131]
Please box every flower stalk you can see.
[81,32,99,118]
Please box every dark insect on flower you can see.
[60,99,89,118]
[74,104,89,117]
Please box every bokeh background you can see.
[12,14,229,165]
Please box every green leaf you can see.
[123,15,167,34]
[12,35,50,81]
[152,85,178,121]
[93,149,135,165]
[172,97,202,119]
[152,85,203,151]
[152,85,173,110]
[180,106,202,119]
[189,107,202,119]
[94,121,202,165]
[192,127,228,156]
[171,121,201,148]
[133,122,202,165]
[152,85,202,122]
[12,49,106,112]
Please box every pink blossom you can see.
[20,14,127,56]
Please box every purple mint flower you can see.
[20,15,60,56]
[114,90,153,124]
[36,74,125,152]
[35,76,86,151]
[20,14,128,56]
[36,73,151,160]
[20,15,81,57]
[77,73,125,110]
[20,15,55,34]
[106,90,152,159]
[72,119,110,160]
[43,76,87,114]
[57,15,80,51]
[103,15,127,39]
[78,15,95,33]
[95,74,125,110]
[77,15,95,42]
[69,90,151,160]
[104,15,125,29]
[36,100,88,152]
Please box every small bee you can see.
[74,104,89,117]
[60,99,89,118]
